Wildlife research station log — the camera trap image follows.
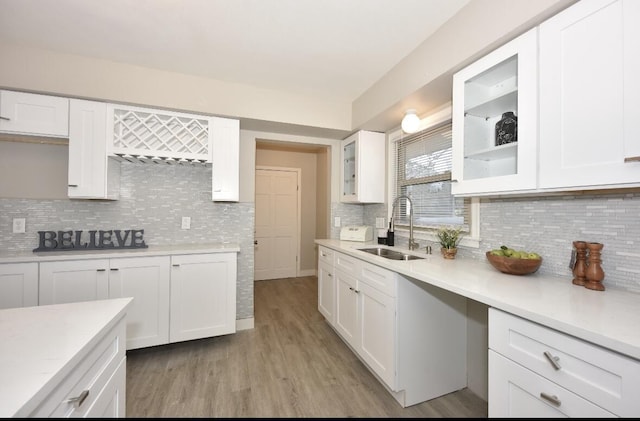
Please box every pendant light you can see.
[401,109,420,134]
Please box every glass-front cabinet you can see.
[451,28,538,196]
[340,130,385,203]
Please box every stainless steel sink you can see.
[358,247,424,261]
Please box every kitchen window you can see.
[390,107,479,246]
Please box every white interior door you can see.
[254,167,299,281]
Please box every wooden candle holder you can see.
[572,241,588,286]
[584,242,605,291]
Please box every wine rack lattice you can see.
[108,105,212,164]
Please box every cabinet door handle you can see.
[0,116,10,121]
[543,351,561,370]
[96,269,106,272]
[172,264,180,267]
[110,268,119,271]
[624,156,640,163]
[327,273,332,277]
[64,389,89,407]
[539,392,561,407]
[68,184,78,187]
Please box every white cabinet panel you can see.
[317,261,335,324]
[489,350,615,418]
[0,90,69,137]
[68,99,120,200]
[489,308,640,417]
[334,268,359,350]
[539,0,640,189]
[451,28,538,196]
[108,256,170,350]
[39,260,109,305]
[169,253,237,343]
[0,262,38,309]
[211,116,240,201]
[340,130,385,203]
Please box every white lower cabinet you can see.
[39,259,110,305]
[30,312,127,417]
[0,262,38,309]
[488,308,640,417]
[169,253,237,343]
[38,251,237,350]
[322,249,467,407]
[317,246,335,324]
[108,256,171,350]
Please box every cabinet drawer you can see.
[489,350,615,417]
[334,251,359,277]
[30,316,126,417]
[489,308,640,417]
[318,246,335,266]
[360,262,396,297]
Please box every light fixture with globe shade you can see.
[401,109,420,134]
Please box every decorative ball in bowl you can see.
[485,250,542,276]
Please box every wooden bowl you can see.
[485,251,542,276]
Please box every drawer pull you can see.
[543,351,561,370]
[96,268,106,272]
[349,286,360,293]
[110,268,119,271]
[321,252,326,257]
[540,392,561,407]
[327,273,332,277]
[65,389,90,408]
[0,116,10,121]
[624,156,640,162]
[172,264,180,267]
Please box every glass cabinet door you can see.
[343,139,356,198]
[451,28,538,196]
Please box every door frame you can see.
[255,165,302,278]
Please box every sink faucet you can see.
[391,195,419,251]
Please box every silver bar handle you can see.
[624,156,640,163]
[0,116,10,121]
[96,269,106,272]
[172,264,180,267]
[110,268,119,271]
[65,389,89,407]
[543,351,561,370]
[540,392,561,407]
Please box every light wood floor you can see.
[126,276,488,417]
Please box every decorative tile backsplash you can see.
[0,162,255,320]
[332,192,640,293]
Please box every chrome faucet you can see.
[391,195,419,251]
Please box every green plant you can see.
[437,226,464,250]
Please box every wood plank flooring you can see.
[126,276,488,417]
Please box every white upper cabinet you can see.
[538,0,640,189]
[211,116,240,202]
[68,99,120,200]
[0,90,69,137]
[340,130,386,203]
[451,28,538,196]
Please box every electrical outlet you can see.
[12,218,26,233]
[334,217,341,227]
[376,217,386,229]
[181,216,191,230]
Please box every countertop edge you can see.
[0,243,241,263]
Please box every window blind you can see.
[393,121,470,231]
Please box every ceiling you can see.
[0,0,470,137]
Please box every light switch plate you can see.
[334,217,341,227]
[181,216,191,230]
[12,218,26,233]
[376,217,386,229]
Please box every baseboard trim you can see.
[236,317,254,331]
[299,268,316,277]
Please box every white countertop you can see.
[0,243,240,264]
[0,298,133,418]
[316,239,640,361]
